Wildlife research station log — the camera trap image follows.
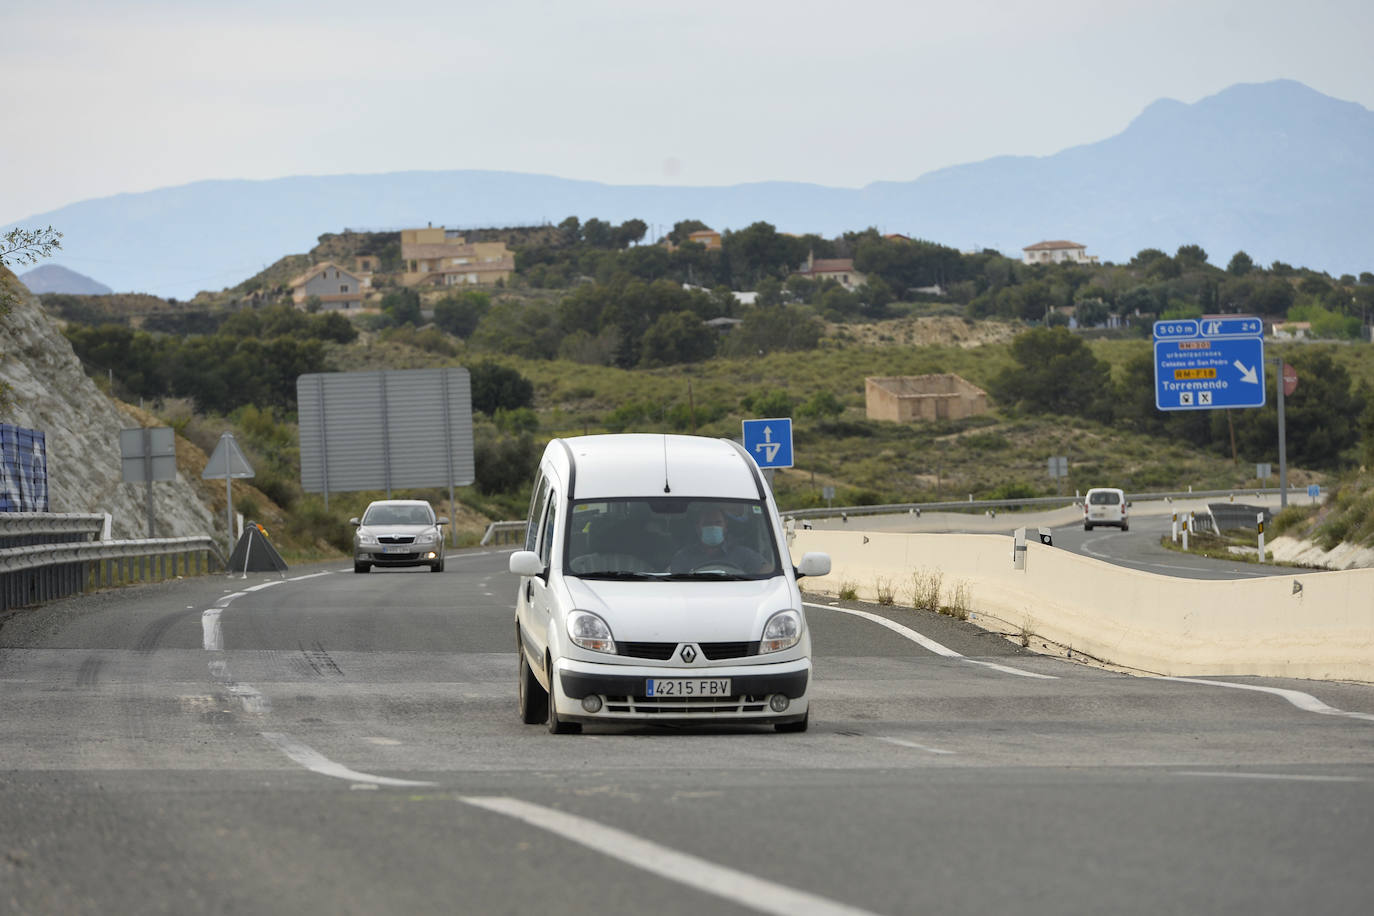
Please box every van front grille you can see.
[618,642,677,660]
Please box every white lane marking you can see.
[806,603,1057,680]
[1174,771,1364,783]
[215,592,247,607]
[963,658,1058,678]
[875,736,954,755]
[1157,676,1374,722]
[228,684,270,714]
[260,732,434,787]
[462,796,881,916]
[288,571,332,582]
[201,609,223,651]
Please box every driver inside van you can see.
[669,506,769,574]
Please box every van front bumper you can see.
[553,656,811,724]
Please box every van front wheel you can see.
[518,648,548,724]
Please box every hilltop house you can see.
[1022,240,1098,265]
[290,262,365,311]
[400,226,515,288]
[794,252,867,291]
[865,374,989,423]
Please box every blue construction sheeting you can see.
[0,424,50,512]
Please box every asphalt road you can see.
[2,551,1371,915]
[804,494,1315,580]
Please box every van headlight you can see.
[760,610,802,654]
[568,610,616,654]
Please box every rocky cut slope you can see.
[1,269,219,538]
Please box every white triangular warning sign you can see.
[202,432,255,479]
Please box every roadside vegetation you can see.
[41,218,1374,562]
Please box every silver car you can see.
[350,499,449,573]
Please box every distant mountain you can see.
[17,264,112,296]
[4,79,1370,299]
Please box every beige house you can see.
[400,226,515,287]
[1022,240,1098,265]
[688,229,722,250]
[794,253,868,290]
[865,374,989,423]
[289,261,365,311]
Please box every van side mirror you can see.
[349,517,361,527]
[509,550,545,577]
[795,552,831,579]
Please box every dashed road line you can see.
[462,795,882,916]
[1174,771,1364,783]
[260,732,434,788]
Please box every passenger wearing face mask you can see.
[669,506,769,574]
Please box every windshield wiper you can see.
[573,570,663,580]
[662,572,756,581]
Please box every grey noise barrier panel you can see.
[297,369,475,514]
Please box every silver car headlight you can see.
[414,531,437,545]
[760,609,802,654]
[567,610,616,654]
[357,531,378,546]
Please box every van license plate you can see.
[646,678,731,697]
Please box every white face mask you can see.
[700,525,725,547]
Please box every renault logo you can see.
[679,644,697,663]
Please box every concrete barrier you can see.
[791,528,1374,683]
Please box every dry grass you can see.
[910,568,943,612]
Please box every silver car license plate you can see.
[383,545,410,554]
[646,678,731,697]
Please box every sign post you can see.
[202,432,255,556]
[120,427,176,537]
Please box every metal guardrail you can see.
[778,487,1313,522]
[481,520,527,546]
[0,512,107,547]
[0,512,226,612]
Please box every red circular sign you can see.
[1283,363,1298,397]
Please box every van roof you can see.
[554,434,764,500]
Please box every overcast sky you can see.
[4,0,1373,225]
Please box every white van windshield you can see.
[565,497,781,580]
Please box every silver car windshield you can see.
[363,505,434,526]
[565,497,781,580]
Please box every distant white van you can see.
[1083,487,1129,531]
[508,434,830,734]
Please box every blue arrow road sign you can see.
[1154,318,1266,411]
[742,418,793,468]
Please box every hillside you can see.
[19,264,110,295]
[5,80,1372,299]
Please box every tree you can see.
[1226,251,1255,277]
[754,277,784,307]
[720,305,821,356]
[639,311,716,366]
[469,361,534,415]
[433,290,491,337]
[1175,244,1209,269]
[380,288,422,326]
[614,219,648,248]
[989,327,1113,420]
[2,225,63,317]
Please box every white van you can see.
[1083,487,1129,531]
[508,434,830,733]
